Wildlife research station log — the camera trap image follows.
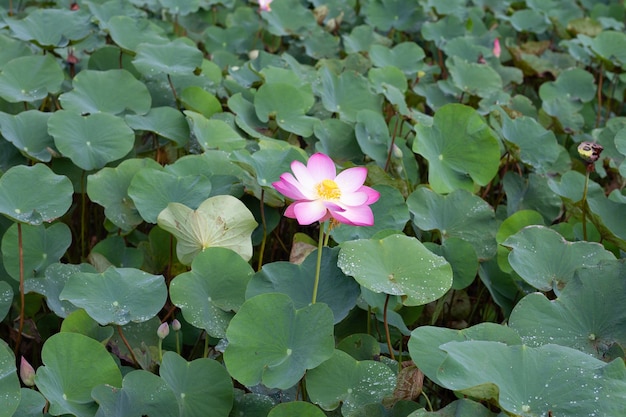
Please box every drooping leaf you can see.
[60,266,167,326]
[223,293,335,390]
[157,195,257,265]
[338,234,453,306]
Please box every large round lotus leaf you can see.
[35,332,122,416]
[49,111,135,171]
[5,8,92,47]
[502,225,615,291]
[60,308,114,344]
[133,38,203,76]
[495,210,545,274]
[254,83,317,137]
[159,0,200,15]
[447,57,503,98]
[0,281,13,321]
[0,339,19,417]
[2,222,71,281]
[91,370,179,417]
[421,15,465,48]
[307,349,396,415]
[408,323,522,387]
[369,42,425,76]
[160,352,234,417]
[364,0,421,31]
[314,118,362,162]
[247,247,360,324]
[14,388,47,417]
[87,158,160,231]
[0,110,54,162]
[268,402,325,417]
[0,164,72,225]
[0,55,64,103]
[424,237,478,290]
[24,262,96,318]
[128,166,212,224]
[500,113,562,173]
[260,0,316,36]
[157,196,257,265]
[180,86,222,119]
[184,111,247,152]
[408,398,497,417]
[436,341,626,417]
[317,66,383,123]
[170,247,254,338]
[59,266,167,326]
[510,9,550,33]
[107,16,169,52]
[223,293,334,390]
[125,107,190,147]
[413,104,500,194]
[586,30,626,67]
[509,260,626,359]
[59,69,151,115]
[407,187,497,261]
[338,234,453,306]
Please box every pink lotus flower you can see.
[272,153,380,226]
[493,38,501,58]
[258,0,272,11]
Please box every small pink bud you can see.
[157,322,170,339]
[259,0,272,11]
[171,319,181,331]
[20,357,35,387]
[493,38,501,58]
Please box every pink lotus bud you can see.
[259,0,272,11]
[20,357,35,387]
[157,322,170,339]
[493,38,501,58]
[171,319,181,331]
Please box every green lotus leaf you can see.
[502,172,563,222]
[354,109,391,166]
[0,55,64,103]
[247,247,360,324]
[317,66,383,123]
[49,111,135,171]
[268,402,326,417]
[59,69,151,115]
[331,185,410,243]
[436,341,626,417]
[108,318,161,370]
[91,236,144,269]
[170,247,254,338]
[24,263,96,318]
[584,30,626,67]
[133,38,203,76]
[160,352,234,417]
[233,146,307,188]
[180,86,222,119]
[0,339,19,417]
[510,9,550,34]
[2,222,71,281]
[60,266,167,325]
[228,93,272,140]
[408,323,523,387]
[407,187,497,260]
[107,16,169,52]
[509,259,626,359]
[342,25,392,54]
[91,370,179,417]
[364,0,421,32]
[447,56,503,98]
[0,281,12,322]
[413,103,500,193]
[495,210,545,274]
[424,237,478,290]
[502,225,615,291]
[408,398,497,417]
[260,0,316,36]
[369,42,425,76]
[128,165,212,224]
[337,333,381,361]
[60,309,114,344]
[254,82,317,137]
[0,33,32,69]
[0,110,54,162]
[223,293,334,390]
[13,389,46,417]
[230,391,275,417]
[307,349,396,415]
[0,164,72,225]
[125,107,190,147]
[35,332,122,417]
[157,195,257,265]
[87,158,160,231]
[5,8,93,47]
[338,234,453,306]
[184,111,247,151]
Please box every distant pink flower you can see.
[272,153,380,226]
[493,38,501,58]
[259,0,272,11]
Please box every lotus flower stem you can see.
[257,189,268,272]
[582,170,590,241]
[311,221,326,304]
[383,294,395,360]
[14,223,24,355]
[118,325,140,367]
